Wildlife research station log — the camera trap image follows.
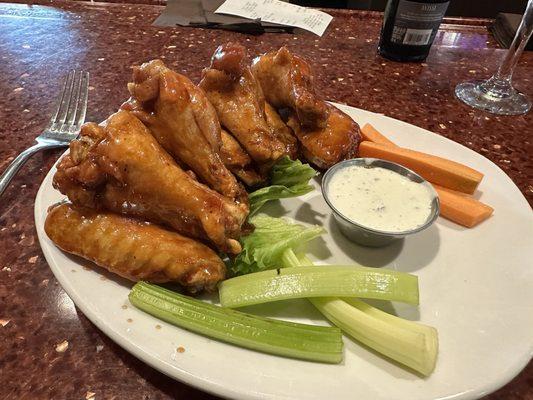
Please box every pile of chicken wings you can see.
[45,43,361,293]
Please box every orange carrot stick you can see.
[433,184,493,227]
[359,141,484,194]
[361,123,398,147]
[357,126,492,227]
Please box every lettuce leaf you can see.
[231,215,325,275]
[270,156,317,187]
[248,157,316,216]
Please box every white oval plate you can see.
[35,104,533,400]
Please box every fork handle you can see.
[0,143,54,197]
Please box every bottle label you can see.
[390,0,450,46]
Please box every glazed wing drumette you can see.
[219,128,265,187]
[199,43,288,165]
[254,47,361,168]
[45,203,226,292]
[122,59,246,204]
[287,104,361,169]
[263,102,298,159]
[53,110,246,254]
[252,47,329,130]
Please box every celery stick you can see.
[219,265,419,308]
[129,282,343,364]
[312,298,437,375]
[295,254,438,376]
[344,297,438,347]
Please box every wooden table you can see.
[0,1,531,398]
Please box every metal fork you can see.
[0,70,89,197]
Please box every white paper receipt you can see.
[215,0,333,36]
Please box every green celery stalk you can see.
[311,298,437,375]
[295,254,438,376]
[219,265,419,308]
[129,282,343,364]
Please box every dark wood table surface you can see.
[0,1,531,399]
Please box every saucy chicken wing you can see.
[287,104,361,169]
[264,102,298,159]
[219,128,265,187]
[199,43,288,164]
[123,59,246,204]
[53,110,246,254]
[45,203,225,292]
[252,47,329,130]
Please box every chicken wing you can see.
[264,102,298,159]
[45,203,225,292]
[287,104,361,169]
[252,47,329,130]
[219,128,265,187]
[122,59,246,204]
[199,43,287,164]
[53,110,246,254]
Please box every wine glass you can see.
[455,0,533,115]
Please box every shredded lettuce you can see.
[231,215,324,275]
[248,157,316,216]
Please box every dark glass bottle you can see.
[378,0,450,62]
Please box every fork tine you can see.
[63,71,83,130]
[73,72,89,132]
[54,70,76,128]
[48,70,75,127]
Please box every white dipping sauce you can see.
[327,165,433,232]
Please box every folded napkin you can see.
[153,0,294,34]
[490,13,532,51]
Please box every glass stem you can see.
[493,0,533,83]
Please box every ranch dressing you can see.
[327,165,433,232]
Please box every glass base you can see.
[455,80,531,116]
